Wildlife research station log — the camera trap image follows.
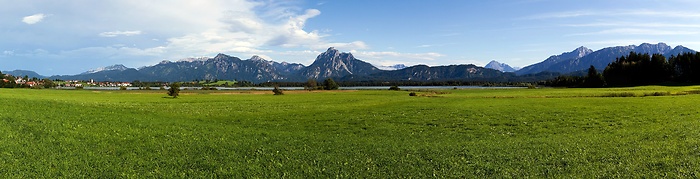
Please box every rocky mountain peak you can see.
[176,57,210,63]
[82,64,130,74]
[326,47,338,54]
[574,46,593,58]
[299,47,379,79]
[313,47,357,64]
[214,53,232,59]
[249,55,266,61]
[315,47,350,62]
[666,45,696,56]
[107,64,128,70]
[635,42,672,54]
[485,60,518,72]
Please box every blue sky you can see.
[2,0,700,75]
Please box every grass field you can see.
[1,86,699,177]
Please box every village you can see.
[0,72,132,88]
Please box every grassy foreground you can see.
[0,86,699,177]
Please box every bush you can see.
[600,92,636,97]
[323,78,339,90]
[168,83,180,98]
[409,92,417,96]
[305,79,318,90]
[145,86,152,90]
[389,86,400,91]
[120,86,127,90]
[643,91,670,97]
[685,90,700,94]
[272,86,284,95]
[75,86,84,90]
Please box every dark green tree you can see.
[168,83,180,98]
[304,79,318,90]
[649,54,671,83]
[582,65,605,87]
[42,79,56,89]
[389,85,401,90]
[272,85,284,95]
[669,52,700,82]
[323,78,339,90]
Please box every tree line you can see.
[545,52,700,87]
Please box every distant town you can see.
[1,72,136,89]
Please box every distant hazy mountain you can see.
[3,70,46,79]
[516,43,697,75]
[377,64,408,70]
[297,47,381,79]
[343,64,513,81]
[137,54,306,83]
[51,66,148,82]
[484,60,518,72]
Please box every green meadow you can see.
[1,86,699,177]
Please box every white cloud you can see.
[257,49,445,67]
[526,9,700,20]
[351,50,446,67]
[263,9,324,47]
[157,3,364,61]
[355,51,444,60]
[99,30,142,37]
[564,22,700,28]
[22,13,46,24]
[2,0,372,75]
[525,10,597,20]
[570,28,700,36]
[313,41,368,50]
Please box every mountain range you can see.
[341,64,514,82]
[515,43,696,75]
[3,43,697,83]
